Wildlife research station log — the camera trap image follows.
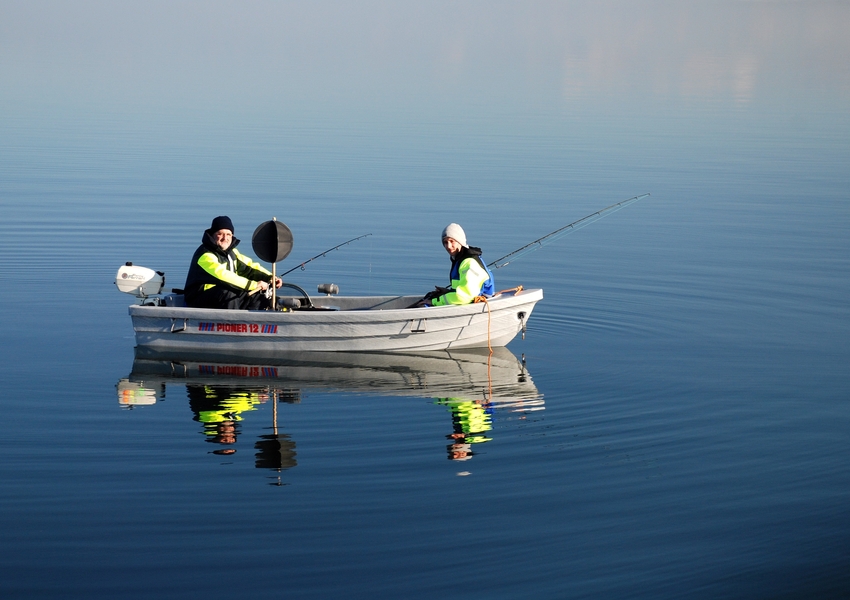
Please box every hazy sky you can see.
[2,1,849,112]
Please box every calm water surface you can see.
[2,2,849,598]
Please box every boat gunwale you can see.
[128,288,543,322]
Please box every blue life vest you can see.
[450,246,495,297]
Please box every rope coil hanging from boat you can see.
[474,285,525,351]
[488,193,650,269]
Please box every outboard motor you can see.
[115,263,165,303]
[116,378,161,407]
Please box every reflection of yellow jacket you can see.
[435,397,493,443]
[196,389,262,425]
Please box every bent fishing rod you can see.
[280,233,372,277]
[488,193,650,269]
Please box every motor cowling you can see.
[115,263,165,298]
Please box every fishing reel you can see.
[259,284,301,310]
[264,282,338,310]
[262,282,339,310]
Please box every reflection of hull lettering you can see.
[197,322,278,334]
[197,365,279,378]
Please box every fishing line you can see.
[488,193,650,269]
[280,233,373,277]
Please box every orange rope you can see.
[492,285,523,296]
[473,284,524,354]
[470,285,524,399]
[474,295,494,354]
[485,346,493,402]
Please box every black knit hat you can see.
[210,216,234,234]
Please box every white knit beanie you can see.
[441,223,468,248]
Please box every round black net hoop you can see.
[252,220,293,263]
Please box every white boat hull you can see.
[128,288,543,353]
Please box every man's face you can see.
[214,229,233,251]
[443,237,462,256]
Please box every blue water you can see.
[2,2,850,598]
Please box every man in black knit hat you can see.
[183,216,282,310]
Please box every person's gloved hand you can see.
[424,286,450,301]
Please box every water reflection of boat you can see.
[127,346,543,408]
[118,347,543,470]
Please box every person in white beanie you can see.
[413,223,495,307]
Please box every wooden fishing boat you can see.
[117,264,542,353]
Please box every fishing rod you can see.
[280,233,373,277]
[488,193,650,269]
